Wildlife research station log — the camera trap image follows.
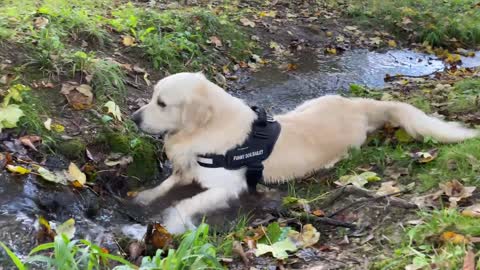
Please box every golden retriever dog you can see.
[131,72,479,234]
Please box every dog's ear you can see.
[181,89,213,133]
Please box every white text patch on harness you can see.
[233,150,264,161]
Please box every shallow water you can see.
[1,48,479,260]
[235,49,480,113]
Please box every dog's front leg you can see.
[161,187,239,234]
[134,173,191,205]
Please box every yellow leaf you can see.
[56,218,76,239]
[440,231,469,244]
[325,48,337,55]
[39,216,51,231]
[51,124,65,133]
[388,40,397,47]
[122,35,136,46]
[6,165,31,174]
[127,191,139,197]
[67,162,86,186]
[326,31,333,37]
[446,54,462,64]
[288,224,320,248]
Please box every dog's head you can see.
[131,72,213,135]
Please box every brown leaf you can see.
[440,180,476,208]
[463,250,475,270]
[60,82,93,110]
[19,135,42,151]
[376,181,401,196]
[34,17,49,29]
[312,209,325,217]
[240,17,255,27]
[209,36,222,47]
[146,223,173,250]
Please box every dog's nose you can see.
[131,110,142,126]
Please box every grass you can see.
[0,223,224,270]
[373,209,480,269]
[339,0,480,48]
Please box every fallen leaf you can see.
[122,35,136,46]
[127,191,139,197]
[462,204,480,218]
[147,223,173,249]
[19,135,41,151]
[240,17,255,27]
[37,216,55,243]
[325,47,337,55]
[43,118,52,130]
[388,40,397,47]
[369,37,382,45]
[255,238,297,259]
[287,224,320,248]
[440,180,476,208]
[33,17,49,29]
[209,36,222,47]
[6,164,31,174]
[104,153,133,167]
[60,82,93,110]
[258,222,290,244]
[37,166,68,185]
[335,171,381,188]
[127,241,144,261]
[412,149,438,163]
[67,162,86,186]
[446,54,462,65]
[376,181,401,196]
[51,124,65,133]
[56,218,75,239]
[0,104,24,132]
[103,101,122,121]
[440,231,469,244]
[463,250,475,270]
[312,209,325,217]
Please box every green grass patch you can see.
[340,0,480,47]
[373,209,480,270]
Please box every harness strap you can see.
[197,106,281,193]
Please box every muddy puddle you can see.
[1,49,479,259]
[235,49,480,112]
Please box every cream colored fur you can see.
[131,72,479,233]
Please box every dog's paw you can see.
[132,189,158,206]
[162,207,196,234]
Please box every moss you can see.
[56,139,86,161]
[102,132,159,183]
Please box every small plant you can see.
[90,60,126,103]
[0,223,223,270]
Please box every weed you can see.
[90,60,126,103]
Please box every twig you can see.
[289,210,356,229]
[327,186,417,218]
[384,69,442,81]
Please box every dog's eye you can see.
[157,100,166,108]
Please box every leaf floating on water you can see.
[56,218,75,239]
[255,238,297,259]
[6,165,31,174]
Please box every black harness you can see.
[197,106,281,193]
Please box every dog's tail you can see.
[359,98,479,143]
